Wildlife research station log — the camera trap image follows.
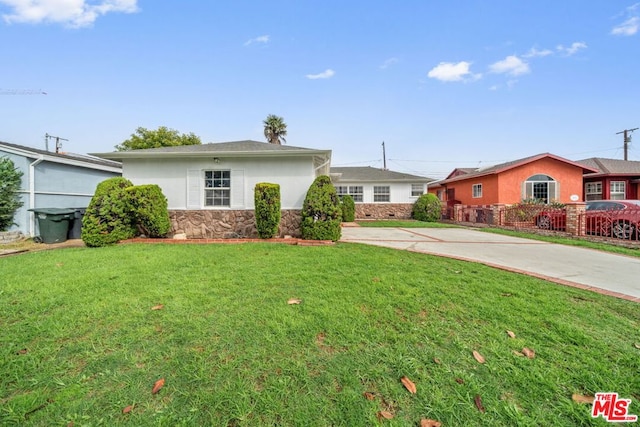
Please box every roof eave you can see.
[92,149,332,160]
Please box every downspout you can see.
[29,156,44,237]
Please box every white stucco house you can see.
[0,141,122,237]
[329,166,433,219]
[94,140,332,238]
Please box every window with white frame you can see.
[348,186,363,202]
[373,186,390,202]
[335,186,348,198]
[411,184,424,197]
[523,174,557,204]
[472,183,482,198]
[610,181,626,200]
[585,182,602,201]
[204,170,230,207]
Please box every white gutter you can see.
[29,155,44,236]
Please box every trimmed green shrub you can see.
[301,175,342,241]
[412,193,442,222]
[254,183,281,239]
[126,184,171,238]
[340,194,355,222]
[82,177,136,247]
[0,157,23,231]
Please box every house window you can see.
[348,186,363,202]
[523,174,557,204]
[335,186,348,198]
[411,184,424,197]
[204,170,230,207]
[610,181,626,200]
[585,182,602,201]
[472,184,482,198]
[373,186,390,202]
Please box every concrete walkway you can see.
[340,227,640,302]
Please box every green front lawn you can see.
[1,243,638,426]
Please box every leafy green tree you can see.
[0,157,24,231]
[301,175,342,241]
[115,126,201,151]
[263,114,287,145]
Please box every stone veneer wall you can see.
[354,203,413,220]
[169,210,302,239]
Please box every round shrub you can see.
[301,175,342,241]
[82,177,136,247]
[0,157,24,232]
[126,184,171,238]
[340,194,355,222]
[412,193,442,222]
[254,182,281,239]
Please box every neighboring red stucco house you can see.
[429,153,598,205]
[577,158,640,201]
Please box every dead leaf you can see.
[506,330,516,338]
[151,304,164,311]
[572,393,595,404]
[501,293,512,297]
[122,405,134,414]
[455,378,465,384]
[474,395,485,412]
[67,422,74,427]
[521,347,535,359]
[512,350,524,357]
[152,378,165,394]
[16,348,28,355]
[363,392,376,401]
[56,263,64,267]
[433,357,441,364]
[400,376,417,394]
[287,298,302,305]
[472,350,485,364]
[372,277,380,282]
[377,411,394,420]
[420,419,442,427]
[634,343,640,349]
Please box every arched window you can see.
[523,174,557,204]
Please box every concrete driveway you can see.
[340,226,640,302]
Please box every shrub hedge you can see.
[126,184,171,238]
[412,193,442,222]
[340,194,356,222]
[0,157,23,232]
[254,183,281,239]
[301,175,342,241]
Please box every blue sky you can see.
[1,1,639,179]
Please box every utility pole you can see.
[382,141,387,170]
[616,128,638,161]
[45,133,68,153]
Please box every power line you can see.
[0,89,47,95]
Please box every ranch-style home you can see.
[0,141,122,237]
[578,157,640,200]
[93,140,331,238]
[330,166,433,219]
[428,153,598,206]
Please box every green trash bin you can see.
[28,208,75,244]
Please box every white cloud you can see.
[556,41,587,56]
[244,35,270,46]
[489,55,530,76]
[427,61,480,82]
[306,69,335,80]
[379,57,398,69]
[522,47,553,58]
[0,0,138,27]
[612,3,639,36]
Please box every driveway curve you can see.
[340,227,640,302]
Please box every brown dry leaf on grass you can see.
[433,357,441,364]
[122,405,134,414]
[152,378,165,394]
[634,343,640,349]
[522,347,535,359]
[400,376,417,394]
[16,348,28,355]
[455,378,465,384]
[363,392,376,401]
[287,298,302,305]
[472,350,485,364]
[506,330,516,338]
[513,350,524,357]
[572,393,595,404]
[151,304,164,311]
[377,411,394,420]
[474,395,486,412]
[420,419,442,427]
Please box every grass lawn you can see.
[1,243,639,426]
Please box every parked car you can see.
[535,200,640,239]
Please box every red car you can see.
[536,200,640,240]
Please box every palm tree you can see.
[263,114,287,145]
